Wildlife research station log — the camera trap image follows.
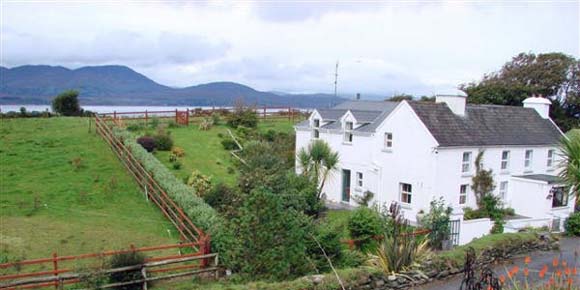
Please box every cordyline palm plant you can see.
[369,202,432,274]
[297,140,340,199]
[559,133,580,202]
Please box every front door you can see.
[342,169,351,202]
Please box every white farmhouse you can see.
[295,95,575,236]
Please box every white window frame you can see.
[384,132,393,149]
[524,149,533,170]
[461,152,472,174]
[499,181,508,201]
[459,184,468,205]
[501,150,510,171]
[547,149,555,169]
[400,183,412,204]
[356,172,363,188]
[343,121,353,143]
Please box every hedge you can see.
[112,128,235,266]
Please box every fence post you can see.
[141,267,148,290]
[145,110,148,126]
[175,109,178,123]
[288,107,291,121]
[263,107,266,119]
[52,252,58,289]
[113,111,117,120]
[200,235,211,268]
[186,108,189,125]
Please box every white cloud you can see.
[1,0,578,97]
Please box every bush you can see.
[169,153,177,163]
[171,147,185,157]
[347,207,383,251]
[204,183,242,219]
[136,136,156,152]
[153,131,173,151]
[564,212,580,236]
[186,170,212,197]
[108,252,145,290]
[419,197,452,250]
[112,128,235,268]
[226,103,258,129]
[305,224,343,272]
[221,139,239,151]
[172,162,182,170]
[199,118,214,131]
[52,90,82,116]
[149,118,160,129]
[211,112,221,125]
[126,123,144,132]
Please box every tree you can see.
[297,140,340,200]
[233,187,313,280]
[386,94,414,102]
[460,52,580,132]
[52,90,81,116]
[559,133,580,202]
[471,151,496,207]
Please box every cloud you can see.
[1,1,578,96]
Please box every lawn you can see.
[0,117,177,261]
[133,118,297,186]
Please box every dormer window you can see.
[344,121,353,143]
[312,119,320,139]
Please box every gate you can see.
[449,219,461,246]
[176,110,189,125]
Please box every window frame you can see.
[547,149,555,168]
[499,181,508,201]
[459,184,468,205]
[461,152,472,174]
[400,183,412,204]
[551,187,568,208]
[343,121,354,143]
[384,132,393,149]
[356,172,363,188]
[501,150,510,171]
[524,149,534,169]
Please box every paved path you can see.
[414,237,580,290]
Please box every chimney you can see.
[523,94,551,119]
[436,95,466,116]
[356,93,361,100]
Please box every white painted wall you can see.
[460,218,493,245]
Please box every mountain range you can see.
[0,65,346,107]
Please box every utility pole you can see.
[332,60,339,108]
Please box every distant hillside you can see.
[0,65,345,107]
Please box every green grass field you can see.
[136,119,297,186]
[0,117,177,261]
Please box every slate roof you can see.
[513,174,563,185]
[408,102,563,147]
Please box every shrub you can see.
[369,202,431,274]
[171,147,185,157]
[108,252,145,290]
[186,170,212,197]
[226,102,258,128]
[126,123,144,132]
[305,224,343,272]
[211,112,221,125]
[136,136,156,152]
[353,190,375,207]
[564,212,580,236]
[52,90,81,116]
[199,118,214,131]
[419,197,452,250]
[221,139,239,151]
[347,207,383,251]
[169,153,177,163]
[204,183,242,219]
[172,162,182,170]
[148,118,160,129]
[153,130,173,151]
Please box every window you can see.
[462,152,472,173]
[312,129,319,139]
[384,132,393,149]
[459,184,468,205]
[400,183,412,204]
[551,187,568,208]
[499,181,508,201]
[344,121,353,143]
[547,149,555,168]
[501,150,510,171]
[356,172,363,187]
[525,150,533,169]
[313,119,320,128]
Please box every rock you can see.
[374,279,385,287]
[426,270,438,278]
[436,270,450,279]
[310,274,324,285]
[387,275,397,281]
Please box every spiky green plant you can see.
[368,203,432,274]
[297,140,339,199]
[559,133,580,201]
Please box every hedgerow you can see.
[112,128,235,267]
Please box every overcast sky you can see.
[1,1,579,97]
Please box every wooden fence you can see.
[0,242,218,289]
[98,106,307,125]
